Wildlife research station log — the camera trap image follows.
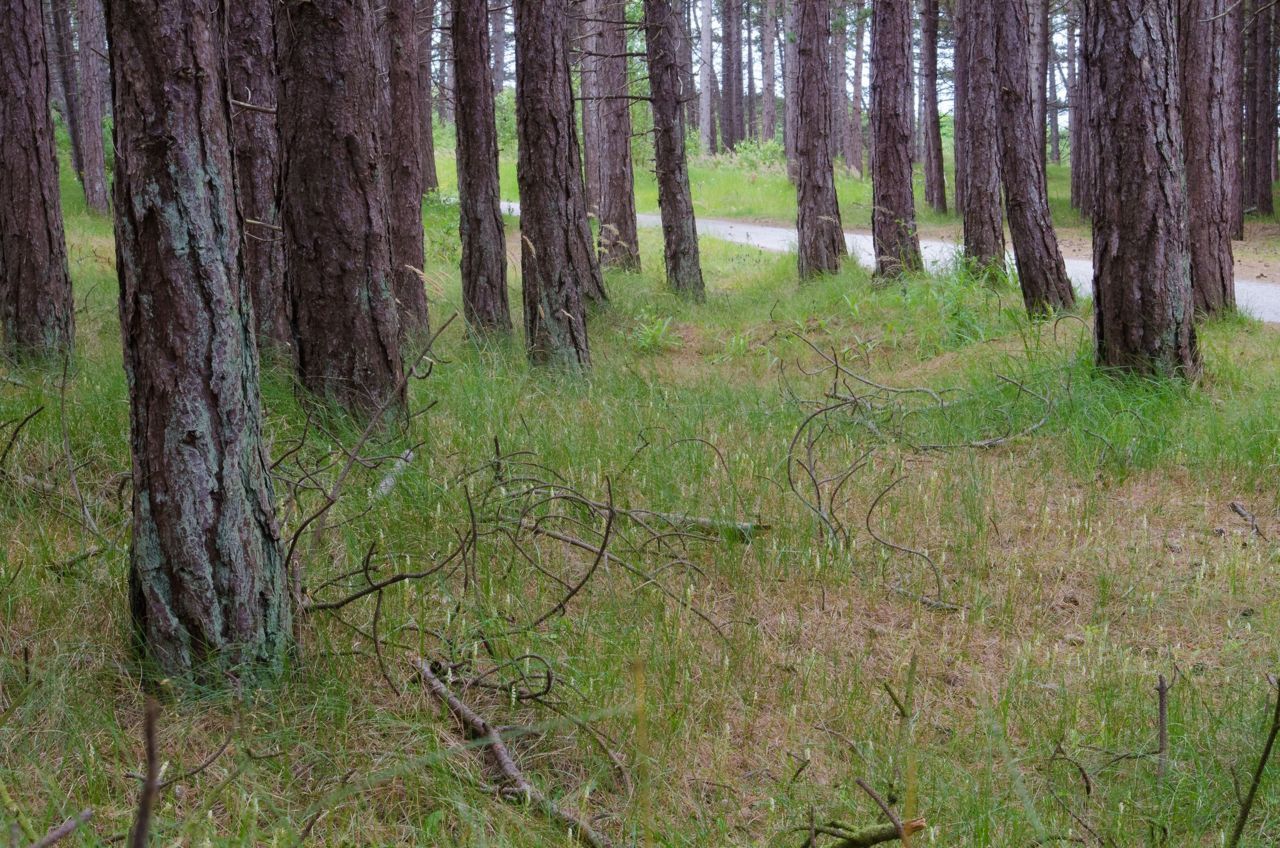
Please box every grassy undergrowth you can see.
[3,169,1280,846]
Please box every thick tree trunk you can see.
[386,0,430,336]
[795,0,847,277]
[721,0,744,148]
[229,0,289,348]
[515,0,602,366]
[960,0,1004,267]
[952,0,968,213]
[278,0,406,415]
[455,0,511,332]
[646,0,706,298]
[491,0,507,91]
[1,0,75,359]
[418,0,440,192]
[920,0,946,213]
[870,0,921,275]
[849,0,864,177]
[1248,0,1275,215]
[762,0,777,139]
[995,0,1075,314]
[784,0,799,176]
[1178,0,1239,315]
[75,0,108,213]
[47,0,82,180]
[597,0,641,269]
[1029,0,1048,169]
[700,0,717,153]
[578,0,603,215]
[1083,0,1200,376]
[106,0,289,681]
[42,0,70,132]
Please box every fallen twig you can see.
[1229,501,1268,540]
[26,809,92,848]
[1227,674,1280,848]
[128,700,160,848]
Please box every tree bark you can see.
[795,0,847,278]
[959,0,1003,267]
[1178,0,1239,315]
[830,2,849,170]
[454,0,511,332]
[75,0,109,213]
[106,0,289,681]
[849,0,864,177]
[995,0,1075,315]
[386,0,431,337]
[1083,0,1200,377]
[1,0,75,359]
[47,0,82,180]
[721,0,745,148]
[1029,0,1048,170]
[437,1,455,123]
[646,0,707,298]
[515,0,602,367]
[700,0,717,152]
[578,0,603,214]
[419,0,440,192]
[1067,1,1093,216]
[747,0,757,138]
[229,0,289,348]
[784,0,800,176]
[597,0,641,269]
[491,0,507,92]
[870,0,920,275]
[920,0,946,212]
[762,0,777,139]
[1248,0,1275,215]
[952,0,968,213]
[278,0,406,415]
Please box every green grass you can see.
[2,152,1280,846]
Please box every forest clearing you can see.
[3,0,1280,845]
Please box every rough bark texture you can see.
[959,0,1004,267]
[646,0,706,298]
[920,0,946,212]
[418,0,440,192]
[721,0,744,148]
[437,1,454,123]
[1246,0,1274,215]
[699,0,717,153]
[870,0,920,275]
[795,0,847,278]
[1068,2,1093,216]
[47,0,82,179]
[491,0,507,91]
[784,0,800,176]
[386,0,430,337]
[762,0,777,139]
[1029,0,1048,169]
[995,0,1075,314]
[1083,0,1200,377]
[75,0,109,213]
[229,0,289,348]
[515,0,601,367]
[1,0,75,359]
[849,0,864,177]
[106,0,289,681]
[952,0,968,213]
[454,0,511,332]
[278,0,406,414]
[579,0,602,214]
[1178,0,1238,315]
[597,0,641,269]
[830,4,850,170]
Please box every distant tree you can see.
[1084,0,1200,376]
[958,0,1004,268]
[278,0,406,414]
[645,0,706,298]
[418,0,440,192]
[870,0,921,275]
[830,3,852,172]
[75,0,108,213]
[579,0,603,214]
[1,0,75,359]
[700,0,718,153]
[1178,0,1239,315]
[597,0,642,270]
[721,0,745,148]
[1245,0,1275,215]
[229,0,289,347]
[920,0,946,213]
[515,0,601,366]
[761,0,778,140]
[784,0,799,177]
[795,0,847,277]
[1067,1,1093,217]
[849,0,865,178]
[454,0,511,332]
[46,0,81,178]
[107,0,289,680]
[952,0,968,213]
[995,0,1075,314]
[386,0,431,337]
[491,0,507,92]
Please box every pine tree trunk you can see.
[795,0,847,278]
[455,0,511,332]
[491,0,507,92]
[47,0,82,180]
[646,0,707,298]
[386,0,430,337]
[1249,0,1275,215]
[995,0,1075,315]
[75,0,108,213]
[1068,1,1093,216]
[952,0,967,212]
[418,0,440,192]
[437,1,455,123]
[721,0,744,148]
[229,0,289,348]
[107,0,289,682]
[516,0,601,367]
[678,0,697,132]
[920,0,946,213]
[747,0,757,139]
[700,0,717,153]
[830,2,850,170]
[1083,0,1200,377]
[1178,0,1239,315]
[960,0,1004,267]
[278,0,406,415]
[597,0,641,269]
[1,0,75,359]
[762,0,777,140]
[1029,0,1048,170]
[784,0,799,176]
[579,0,603,215]
[870,0,921,275]
[849,0,864,177]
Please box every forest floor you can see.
[3,155,1280,846]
